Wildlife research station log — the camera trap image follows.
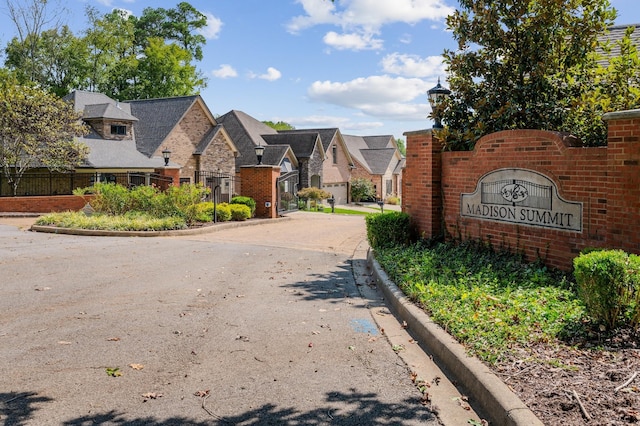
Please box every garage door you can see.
[323,182,348,205]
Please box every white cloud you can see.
[261,67,282,81]
[323,31,383,51]
[212,64,237,79]
[380,53,445,78]
[199,12,223,40]
[308,75,433,121]
[289,0,454,32]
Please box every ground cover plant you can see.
[372,238,640,424]
[35,183,253,231]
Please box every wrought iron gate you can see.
[277,171,299,213]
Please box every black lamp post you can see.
[427,77,451,129]
[162,149,171,166]
[255,144,265,165]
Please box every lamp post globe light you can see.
[255,144,265,165]
[427,77,451,129]
[162,149,171,166]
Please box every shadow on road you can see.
[3,388,435,425]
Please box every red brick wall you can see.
[0,195,89,213]
[403,109,640,270]
[239,165,280,218]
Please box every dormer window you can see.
[111,125,126,135]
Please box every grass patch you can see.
[35,211,187,231]
[374,241,586,364]
[318,207,370,215]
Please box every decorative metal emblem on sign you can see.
[460,169,582,232]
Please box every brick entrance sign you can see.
[402,109,640,270]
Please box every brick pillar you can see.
[603,109,640,253]
[402,129,444,239]
[239,165,280,219]
[154,167,180,189]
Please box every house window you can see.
[332,144,337,164]
[386,179,393,195]
[179,178,191,185]
[111,125,126,135]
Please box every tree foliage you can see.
[0,79,88,195]
[3,1,208,100]
[350,178,376,203]
[437,0,619,150]
[263,121,296,131]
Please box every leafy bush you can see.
[365,211,414,249]
[229,203,251,221]
[297,187,332,200]
[77,182,129,215]
[230,196,256,216]
[165,184,210,223]
[215,203,232,222]
[350,178,375,203]
[385,195,400,205]
[574,249,640,329]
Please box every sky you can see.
[0,0,638,142]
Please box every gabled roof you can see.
[597,23,640,67]
[342,134,371,172]
[83,103,138,122]
[216,110,279,167]
[360,148,398,175]
[127,96,200,157]
[363,135,394,149]
[281,128,355,166]
[195,124,238,156]
[262,133,323,159]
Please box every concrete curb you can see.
[30,216,291,237]
[367,249,544,426]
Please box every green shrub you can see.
[574,249,640,329]
[231,196,256,216]
[365,211,415,249]
[82,182,130,215]
[385,195,400,205]
[215,203,232,222]
[297,187,332,201]
[229,203,251,221]
[194,202,215,222]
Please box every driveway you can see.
[0,211,479,425]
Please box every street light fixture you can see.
[427,77,451,129]
[255,144,265,165]
[162,149,171,166]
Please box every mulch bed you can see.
[493,328,640,425]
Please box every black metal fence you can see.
[0,171,173,197]
[194,171,239,204]
[277,171,299,212]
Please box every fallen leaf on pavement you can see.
[107,337,120,341]
[141,392,163,401]
[106,367,122,377]
[129,363,144,370]
[194,390,210,398]
[57,341,72,345]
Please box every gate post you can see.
[240,165,280,218]
[402,129,444,239]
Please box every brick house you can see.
[342,134,404,201]
[65,90,239,196]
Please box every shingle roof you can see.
[216,110,279,167]
[342,134,371,172]
[597,23,640,67]
[83,103,138,122]
[78,137,165,168]
[127,96,199,157]
[262,133,319,158]
[363,135,394,149]
[279,128,340,153]
[360,148,398,175]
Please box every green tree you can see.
[395,138,406,156]
[5,26,90,96]
[350,178,375,203]
[438,0,616,150]
[263,121,296,131]
[0,80,89,195]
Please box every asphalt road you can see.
[0,212,449,425]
